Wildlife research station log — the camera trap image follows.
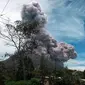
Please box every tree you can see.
[83,70,85,79]
[16,53,34,80]
[40,55,45,85]
[0,62,5,85]
[0,21,25,51]
[0,21,34,80]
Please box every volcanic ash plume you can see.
[21,2,77,69]
[21,2,47,29]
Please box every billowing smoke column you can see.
[21,2,77,69]
[21,2,46,28]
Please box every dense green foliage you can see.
[1,60,85,85]
[5,78,40,85]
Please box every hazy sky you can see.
[0,0,85,71]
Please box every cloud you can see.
[0,0,52,57]
[65,59,85,66]
[0,0,84,62]
[64,60,85,71]
[0,39,15,54]
[45,0,85,42]
[64,53,85,70]
[69,66,85,71]
[19,2,77,69]
[0,0,85,43]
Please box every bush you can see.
[29,78,40,85]
[5,78,40,85]
[15,81,30,85]
[5,81,15,85]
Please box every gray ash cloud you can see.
[20,2,77,69]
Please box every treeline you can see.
[1,59,85,85]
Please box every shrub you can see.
[5,78,40,85]
[5,81,15,85]
[15,81,30,85]
[29,78,40,85]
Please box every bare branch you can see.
[0,31,11,40]
[0,23,25,52]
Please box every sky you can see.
[0,0,85,71]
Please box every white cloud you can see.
[65,59,85,71]
[69,66,85,71]
[0,39,15,57]
[45,0,85,42]
[65,59,85,66]
[64,53,85,71]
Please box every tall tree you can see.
[0,21,34,80]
